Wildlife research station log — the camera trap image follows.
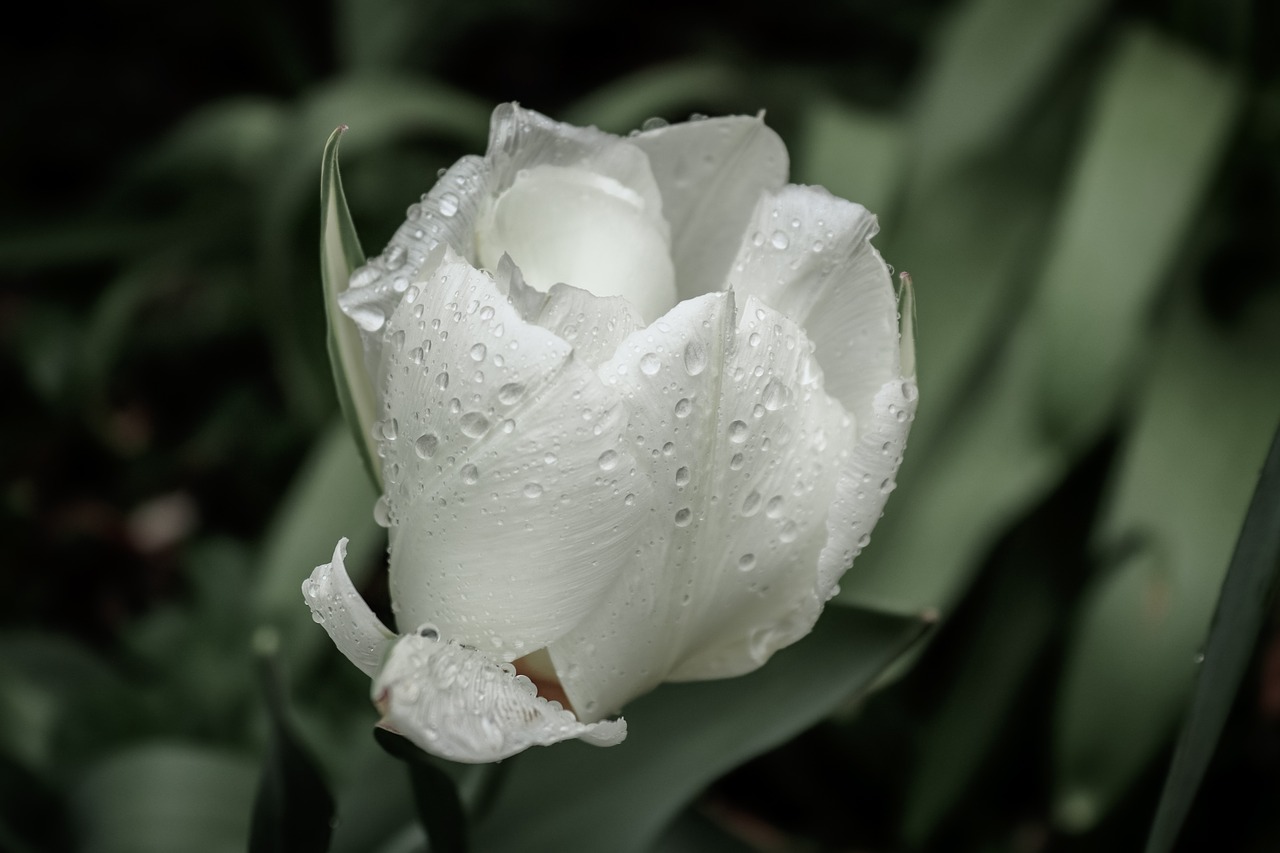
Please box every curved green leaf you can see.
[320,125,381,490]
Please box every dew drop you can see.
[857,533,871,547]
[770,230,789,250]
[523,482,544,499]
[414,433,439,459]
[728,420,749,443]
[741,490,762,516]
[381,418,399,441]
[661,442,675,457]
[460,464,479,484]
[779,520,798,543]
[683,341,708,375]
[674,507,692,527]
[460,412,490,437]
[738,553,757,572]
[350,306,386,332]
[373,495,390,528]
[748,332,761,347]
[544,451,558,465]
[497,382,525,405]
[762,378,788,411]
[639,352,661,375]
[729,452,744,470]
[765,496,784,518]
[674,466,691,487]
[470,343,487,362]
[597,449,619,471]
[436,371,449,390]
[674,397,692,418]
[438,192,460,217]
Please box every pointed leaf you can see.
[320,125,381,490]
[373,730,468,853]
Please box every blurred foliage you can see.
[3,0,1279,851]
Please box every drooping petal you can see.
[379,250,650,660]
[374,630,626,763]
[547,292,853,719]
[302,538,396,677]
[633,115,789,301]
[726,183,902,425]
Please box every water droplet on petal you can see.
[598,449,619,471]
[779,521,798,543]
[470,343,487,362]
[728,420,749,443]
[460,464,479,484]
[729,453,744,470]
[640,353,661,375]
[438,192,459,217]
[741,490,762,516]
[523,482,544,499]
[766,496,784,518]
[674,507,692,527]
[674,397,692,418]
[460,412,490,437]
[675,466,691,487]
[762,378,788,411]
[683,341,708,375]
[373,496,390,527]
[436,371,449,390]
[497,382,525,405]
[414,433,439,459]
[770,231,789,249]
[738,553,756,572]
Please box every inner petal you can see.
[475,165,677,323]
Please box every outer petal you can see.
[726,183,902,425]
[379,250,650,660]
[727,184,916,596]
[374,630,625,763]
[547,293,853,719]
[633,115,789,300]
[302,538,396,677]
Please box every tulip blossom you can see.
[303,104,916,763]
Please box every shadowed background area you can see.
[2,0,1279,851]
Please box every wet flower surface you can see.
[303,104,916,763]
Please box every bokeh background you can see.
[3,0,1278,850]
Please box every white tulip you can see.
[303,104,916,763]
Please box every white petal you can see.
[379,250,651,660]
[727,184,902,424]
[633,115,789,300]
[339,157,488,380]
[302,538,396,677]
[475,164,676,322]
[374,630,625,763]
[492,255,644,369]
[547,293,853,718]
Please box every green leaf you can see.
[1030,27,1242,448]
[72,744,258,853]
[909,0,1108,183]
[249,639,336,853]
[373,730,469,853]
[1053,291,1280,831]
[795,97,906,217]
[1144,424,1280,853]
[320,125,381,491]
[474,607,927,853]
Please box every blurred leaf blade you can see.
[1032,26,1243,447]
[476,607,927,853]
[320,126,382,491]
[72,744,258,853]
[1053,291,1280,831]
[249,643,336,853]
[797,98,906,217]
[910,0,1108,182]
[1144,424,1280,852]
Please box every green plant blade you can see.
[320,125,381,491]
[249,641,336,853]
[475,607,927,853]
[1030,26,1241,447]
[1144,424,1280,853]
[796,97,906,217]
[1053,290,1280,831]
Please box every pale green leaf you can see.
[796,97,906,217]
[1053,291,1280,831]
[320,125,382,490]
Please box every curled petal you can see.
[374,630,626,763]
[634,115,789,300]
[380,250,651,659]
[302,538,396,677]
[728,184,902,424]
